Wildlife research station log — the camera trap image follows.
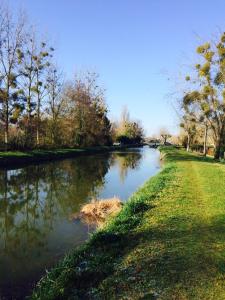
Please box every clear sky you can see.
[8,0,225,135]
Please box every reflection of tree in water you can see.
[0,153,110,297]
[111,150,143,182]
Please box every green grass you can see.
[0,145,133,166]
[30,146,225,299]
[0,148,98,158]
[0,148,83,158]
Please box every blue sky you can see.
[9,0,225,135]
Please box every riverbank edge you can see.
[30,146,174,300]
[0,144,142,167]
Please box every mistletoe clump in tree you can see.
[32,42,54,146]
[183,33,225,159]
[0,9,26,149]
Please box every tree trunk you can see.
[36,119,40,146]
[203,124,208,156]
[26,90,32,148]
[36,71,40,147]
[4,120,8,149]
[214,144,221,159]
[36,95,40,147]
[214,124,225,159]
[186,133,190,152]
[36,127,40,146]
[4,88,9,150]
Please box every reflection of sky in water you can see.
[0,147,160,300]
[99,148,160,200]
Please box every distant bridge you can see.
[143,142,161,148]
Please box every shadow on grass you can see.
[96,214,225,299]
[163,147,217,164]
[30,200,157,299]
[32,208,225,299]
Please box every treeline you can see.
[180,32,225,159]
[113,107,144,145]
[0,6,144,150]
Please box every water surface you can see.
[0,147,160,299]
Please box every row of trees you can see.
[0,6,144,150]
[113,107,144,144]
[180,32,225,159]
[0,7,55,149]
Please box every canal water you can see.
[0,147,160,299]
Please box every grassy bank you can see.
[31,147,225,299]
[0,145,140,167]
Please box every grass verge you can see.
[0,145,138,167]
[30,146,225,299]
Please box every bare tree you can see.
[32,42,53,146]
[18,30,38,146]
[0,7,25,148]
[45,65,64,144]
[180,115,197,152]
[159,127,171,145]
[61,72,112,147]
